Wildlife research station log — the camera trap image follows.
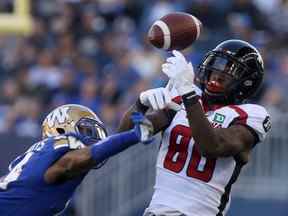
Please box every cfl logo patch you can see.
[46,107,70,128]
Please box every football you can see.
[148,12,202,51]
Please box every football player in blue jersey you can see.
[0,104,153,215]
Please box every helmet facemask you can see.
[75,117,107,145]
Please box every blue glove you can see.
[130,112,154,145]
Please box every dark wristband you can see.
[182,91,199,107]
[136,98,149,113]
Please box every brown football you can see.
[148,12,202,51]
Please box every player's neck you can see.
[202,96,226,113]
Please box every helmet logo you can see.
[46,107,70,128]
[244,80,253,86]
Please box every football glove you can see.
[139,87,172,110]
[139,85,182,111]
[162,50,196,95]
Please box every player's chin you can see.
[204,88,225,97]
[205,83,225,93]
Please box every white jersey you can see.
[148,88,271,216]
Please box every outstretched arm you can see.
[45,113,153,184]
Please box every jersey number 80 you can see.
[164,125,216,182]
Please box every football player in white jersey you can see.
[119,39,271,216]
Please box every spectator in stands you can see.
[28,49,63,90]
[71,77,102,114]
[0,0,286,136]
[0,97,42,137]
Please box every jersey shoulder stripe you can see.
[226,104,271,143]
[228,105,248,124]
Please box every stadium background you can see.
[0,0,287,215]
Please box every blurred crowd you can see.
[0,0,287,138]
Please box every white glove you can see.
[162,50,195,95]
[139,86,182,111]
[140,87,172,110]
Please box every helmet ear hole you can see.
[56,128,65,135]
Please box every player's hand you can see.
[139,87,172,111]
[131,112,154,144]
[139,87,182,111]
[162,50,195,95]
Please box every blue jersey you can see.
[0,135,88,216]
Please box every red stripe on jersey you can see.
[228,105,248,124]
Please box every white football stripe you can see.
[154,20,171,50]
[190,15,201,39]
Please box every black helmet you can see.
[197,39,264,104]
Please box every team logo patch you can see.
[46,107,70,128]
[263,116,271,132]
[213,113,226,124]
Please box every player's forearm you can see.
[45,130,141,184]
[65,130,140,170]
[44,148,94,183]
[145,109,176,134]
[89,130,139,163]
[118,99,148,132]
[185,103,219,157]
[118,99,174,134]
[182,94,222,158]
